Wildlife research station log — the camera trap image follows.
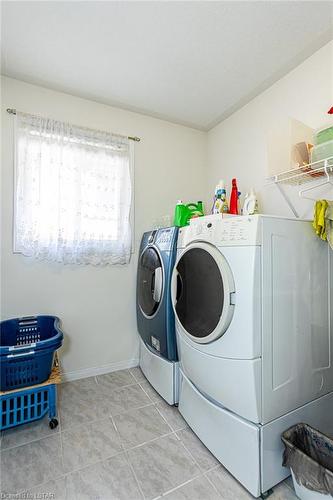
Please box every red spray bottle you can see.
[229,178,239,215]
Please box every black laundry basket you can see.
[282,423,333,498]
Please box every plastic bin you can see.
[0,316,63,391]
[282,423,333,499]
[316,126,333,145]
[311,140,333,164]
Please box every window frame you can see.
[12,118,135,256]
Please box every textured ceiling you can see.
[2,1,332,130]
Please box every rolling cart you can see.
[0,315,64,431]
[0,355,61,431]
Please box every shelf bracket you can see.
[275,183,300,218]
[267,156,333,218]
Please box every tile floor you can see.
[0,367,297,499]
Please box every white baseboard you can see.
[61,358,139,383]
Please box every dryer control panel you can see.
[178,215,262,248]
[155,227,177,251]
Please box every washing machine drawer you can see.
[177,331,261,423]
[140,338,179,405]
[179,370,261,498]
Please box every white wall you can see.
[207,41,333,218]
[1,41,332,379]
[1,76,207,378]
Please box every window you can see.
[14,112,133,265]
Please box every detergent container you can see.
[243,188,258,215]
[212,180,229,214]
[174,201,204,227]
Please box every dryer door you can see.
[172,242,235,344]
[138,246,164,318]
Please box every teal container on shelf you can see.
[311,139,333,164]
[316,126,333,145]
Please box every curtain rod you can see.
[6,108,141,142]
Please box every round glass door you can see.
[138,247,163,317]
[172,242,235,343]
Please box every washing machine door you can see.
[138,246,164,318]
[171,242,235,344]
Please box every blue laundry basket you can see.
[0,316,63,391]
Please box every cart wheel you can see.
[49,418,58,429]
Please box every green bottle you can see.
[173,200,204,227]
[174,200,187,227]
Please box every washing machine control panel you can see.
[219,218,259,244]
[178,215,261,247]
[155,228,175,251]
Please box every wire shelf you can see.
[267,156,333,186]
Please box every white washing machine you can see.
[172,214,333,497]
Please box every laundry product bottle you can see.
[187,201,204,220]
[174,200,204,226]
[173,200,186,226]
[213,180,229,214]
[212,181,222,214]
[220,185,229,214]
[243,188,258,215]
[213,192,222,214]
[229,178,239,215]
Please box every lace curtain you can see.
[14,112,132,265]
